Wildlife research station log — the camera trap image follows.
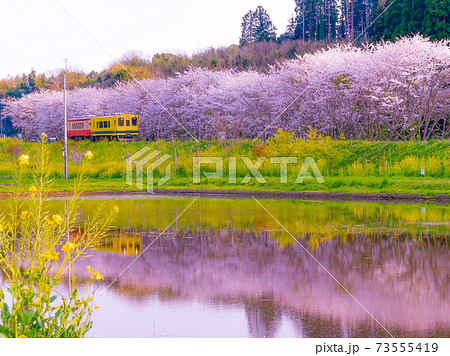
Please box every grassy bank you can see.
[0,134,449,196]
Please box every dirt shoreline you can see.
[1,188,448,204]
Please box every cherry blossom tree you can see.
[2,36,448,141]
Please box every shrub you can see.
[0,137,117,337]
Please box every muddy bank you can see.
[1,188,448,204]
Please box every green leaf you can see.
[50,295,57,303]
[21,309,34,325]
[2,303,10,317]
[37,317,44,328]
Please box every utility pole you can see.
[64,58,68,179]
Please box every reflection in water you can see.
[1,197,449,337]
[84,227,448,337]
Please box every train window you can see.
[105,121,110,128]
[132,117,137,126]
[118,118,124,126]
[126,120,130,126]
[99,122,103,128]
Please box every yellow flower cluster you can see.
[18,154,29,166]
[21,211,29,219]
[40,251,60,261]
[84,150,93,160]
[46,214,63,226]
[61,241,76,253]
[86,266,104,281]
[29,185,37,194]
[41,133,47,140]
[52,214,62,224]
[113,206,119,214]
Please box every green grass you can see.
[0,137,448,196]
[0,176,448,196]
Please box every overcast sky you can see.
[0,0,294,78]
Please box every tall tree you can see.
[293,0,338,41]
[423,0,450,39]
[369,3,386,41]
[410,0,426,33]
[239,6,277,45]
[383,0,404,40]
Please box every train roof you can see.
[68,114,139,122]
[68,116,92,121]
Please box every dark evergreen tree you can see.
[410,0,426,33]
[369,3,386,41]
[239,6,277,45]
[400,0,413,35]
[383,0,404,40]
[423,0,450,39]
[240,10,255,45]
[293,0,338,41]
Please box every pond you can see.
[4,196,450,337]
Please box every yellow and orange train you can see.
[67,114,139,141]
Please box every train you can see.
[67,114,139,141]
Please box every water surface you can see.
[4,196,450,337]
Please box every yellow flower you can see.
[92,271,104,281]
[95,305,100,309]
[41,133,48,140]
[61,241,76,253]
[113,206,119,214]
[86,266,94,273]
[31,297,41,306]
[18,335,28,338]
[18,154,29,166]
[84,150,93,160]
[21,211,29,219]
[0,224,3,233]
[52,214,62,225]
[40,251,59,261]
[29,185,37,193]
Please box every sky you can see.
[0,0,295,78]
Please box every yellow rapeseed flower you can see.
[95,305,100,309]
[52,214,62,225]
[61,241,76,253]
[40,251,59,261]
[29,185,37,193]
[113,206,119,214]
[18,154,29,166]
[41,132,48,140]
[86,265,94,273]
[84,150,93,160]
[92,271,104,281]
[21,211,29,219]
[18,335,28,338]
